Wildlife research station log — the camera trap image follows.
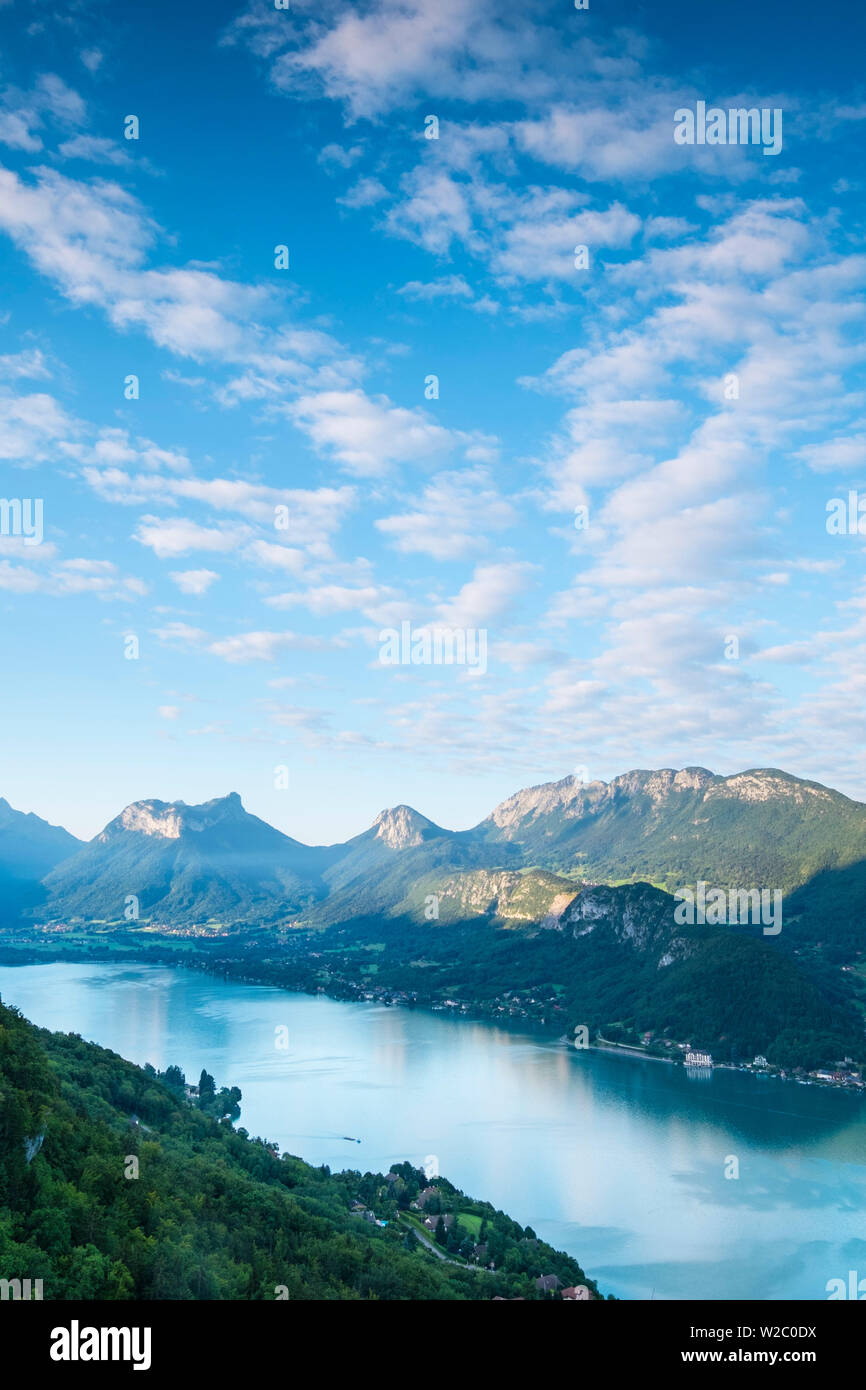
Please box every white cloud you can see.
[435,561,535,628]
[153,621,209,648]
[0,556,145,599]
[267,584,388,616]
[133,516,247,559]
[397,275,474,301]
[289,389,457,476]
[0,349,51,381]
[208,630,328,663]
[795,432,866,473]
[338,177,389,208]
[0,389,76,461]
[0,73,86,152]
[59,134,131,166]
[318,142,365,171]
[169,569,220,595]
[376,467,516,559]
[0,163,272,361]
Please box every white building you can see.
[685,1050,713,1068]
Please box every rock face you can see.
[484,768,717,834]
[105,792,247,842]
[372,806,435,851]
[560,883,676,956]
[482,766,816,835]
[424,869,579,928]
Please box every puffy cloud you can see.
[0,163,293,365]
[338,176,389,208]
[133,516,248,559]
[376,467,516,559]
[290,388,461,476]
[169,569,220,595]
[435,561,536,629]
[0,390,77,462]
[796,432,866,473]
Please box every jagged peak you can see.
[482,764,844,833]
[372,805,436,850]
[102,792,247,842]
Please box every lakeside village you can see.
[340,1166,596,1299]
[14,920,866,1095]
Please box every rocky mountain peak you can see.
[105,793,246,842]
[372,805,433,850]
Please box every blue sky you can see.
[1,0,866,843]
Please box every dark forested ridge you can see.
[0,1000,604,1300]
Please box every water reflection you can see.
[2,961,864,1302]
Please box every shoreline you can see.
[2,936,864,1098]
[588,1039,676,1064]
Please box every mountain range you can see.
[4,765,866,1067]
[4,765,866,931]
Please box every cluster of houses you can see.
[492,1277,591,1301]
[410,1185,491,1265]
[643,1036,865,1088]
[534,1275,591,1298]
[350,1182,594,1296]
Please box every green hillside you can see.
[0,1000,602,1300]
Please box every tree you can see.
[161,1065,185,1094]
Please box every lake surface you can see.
[3,960,866,1301]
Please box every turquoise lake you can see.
[2,960,865,1301]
